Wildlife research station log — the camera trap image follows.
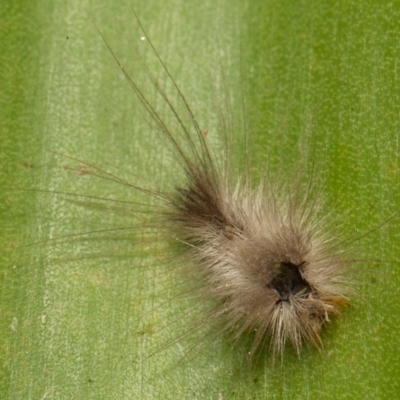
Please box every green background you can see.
[1,0,400,398]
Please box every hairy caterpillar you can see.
[88,17,353,358]
[4,3,400,398]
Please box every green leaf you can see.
[1,0,399,398]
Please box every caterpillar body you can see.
[96,17,350,358]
